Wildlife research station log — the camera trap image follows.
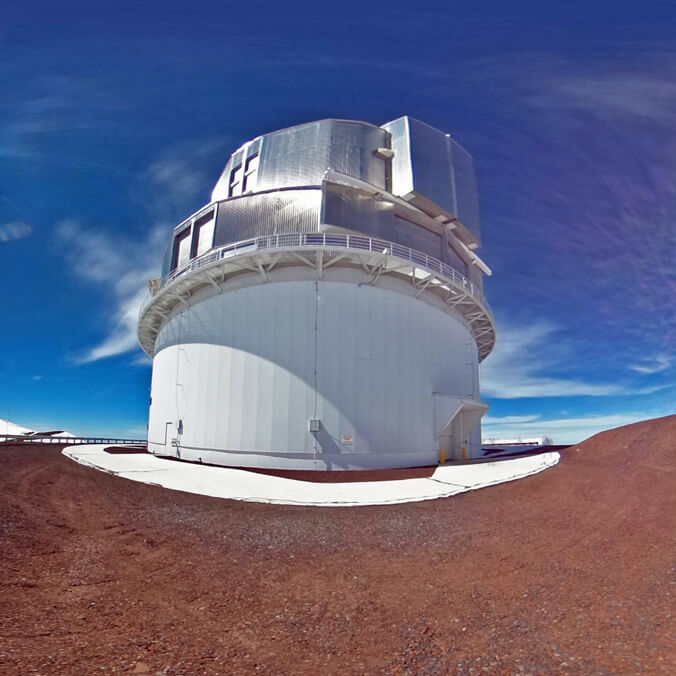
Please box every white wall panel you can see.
[148,277,483,470]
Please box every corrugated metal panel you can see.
[446,240,468,277]
[256,122,329,191]
[322,181,396,241]
[382,116,412,195]
[213,120,389,200]
[393,215,442,258]
[381,116,482,244]
[208,117,482,253]
[322,182,443,259]
[450,138,481,243]
[327,121,389,188]
[213,189,322,246]
[407,118,456,215]
[211,138,262,202]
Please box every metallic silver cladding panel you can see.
[256,119,390,192]
[214,189,322,246]
[449,138,481,243]
[382,116,482,244]
[206,118,481,260]
[445,240,469,278]
[322,181,397,242]
[171,117,481,279]
[211,137,262,201]
[212,120,390,202]
[327,120,390,188]
[408,118,456,215]
[321,181,445,259]
[256,122,328,190]
[393,215,442,258]
[384,116,413,194]
[322,183,442,259]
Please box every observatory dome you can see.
[138,116,495,470]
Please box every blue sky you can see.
[1,1,674,441]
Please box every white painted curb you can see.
[63,445,560,507]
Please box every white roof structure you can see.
[1,418,33,436]
[482,436,554,447]
[0,418,76,442]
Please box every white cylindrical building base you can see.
[147,271,483,470]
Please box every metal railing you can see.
[142,233,488,315]
[0,435,147,446]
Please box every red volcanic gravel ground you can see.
[1,416,674,675]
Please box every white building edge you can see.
[138,117,496,470]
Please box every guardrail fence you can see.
[145,232,488,308]
[0,435,147,446]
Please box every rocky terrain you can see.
[1,415,674,674]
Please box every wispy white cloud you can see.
[142,139,230,212]
[0,221,33,242]
[2,74,127,137]
[83,288,150,363]
[629,353,672,375]
[53,136,231,364]
[482,410,672,445]
[540,72,676,124]
[480,321,626,399]
[56,219,167,363]
[483,414,541,425]
[480,321,673,399]
[144,156,207,201]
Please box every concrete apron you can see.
[63,445,560,507]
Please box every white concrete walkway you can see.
[63,445,560,507]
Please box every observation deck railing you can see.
[0,435,147,446]
[142,232,488,315]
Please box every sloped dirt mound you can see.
[0,416,674,675]
[567,414,675,466]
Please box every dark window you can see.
[228,163,243,197]
[191,210,216,257]
[172,228,192,270]
[242,153,259,193]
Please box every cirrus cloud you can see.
[56,219,167,364]
[0,221,33,242]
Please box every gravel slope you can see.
[1,415,674,675]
